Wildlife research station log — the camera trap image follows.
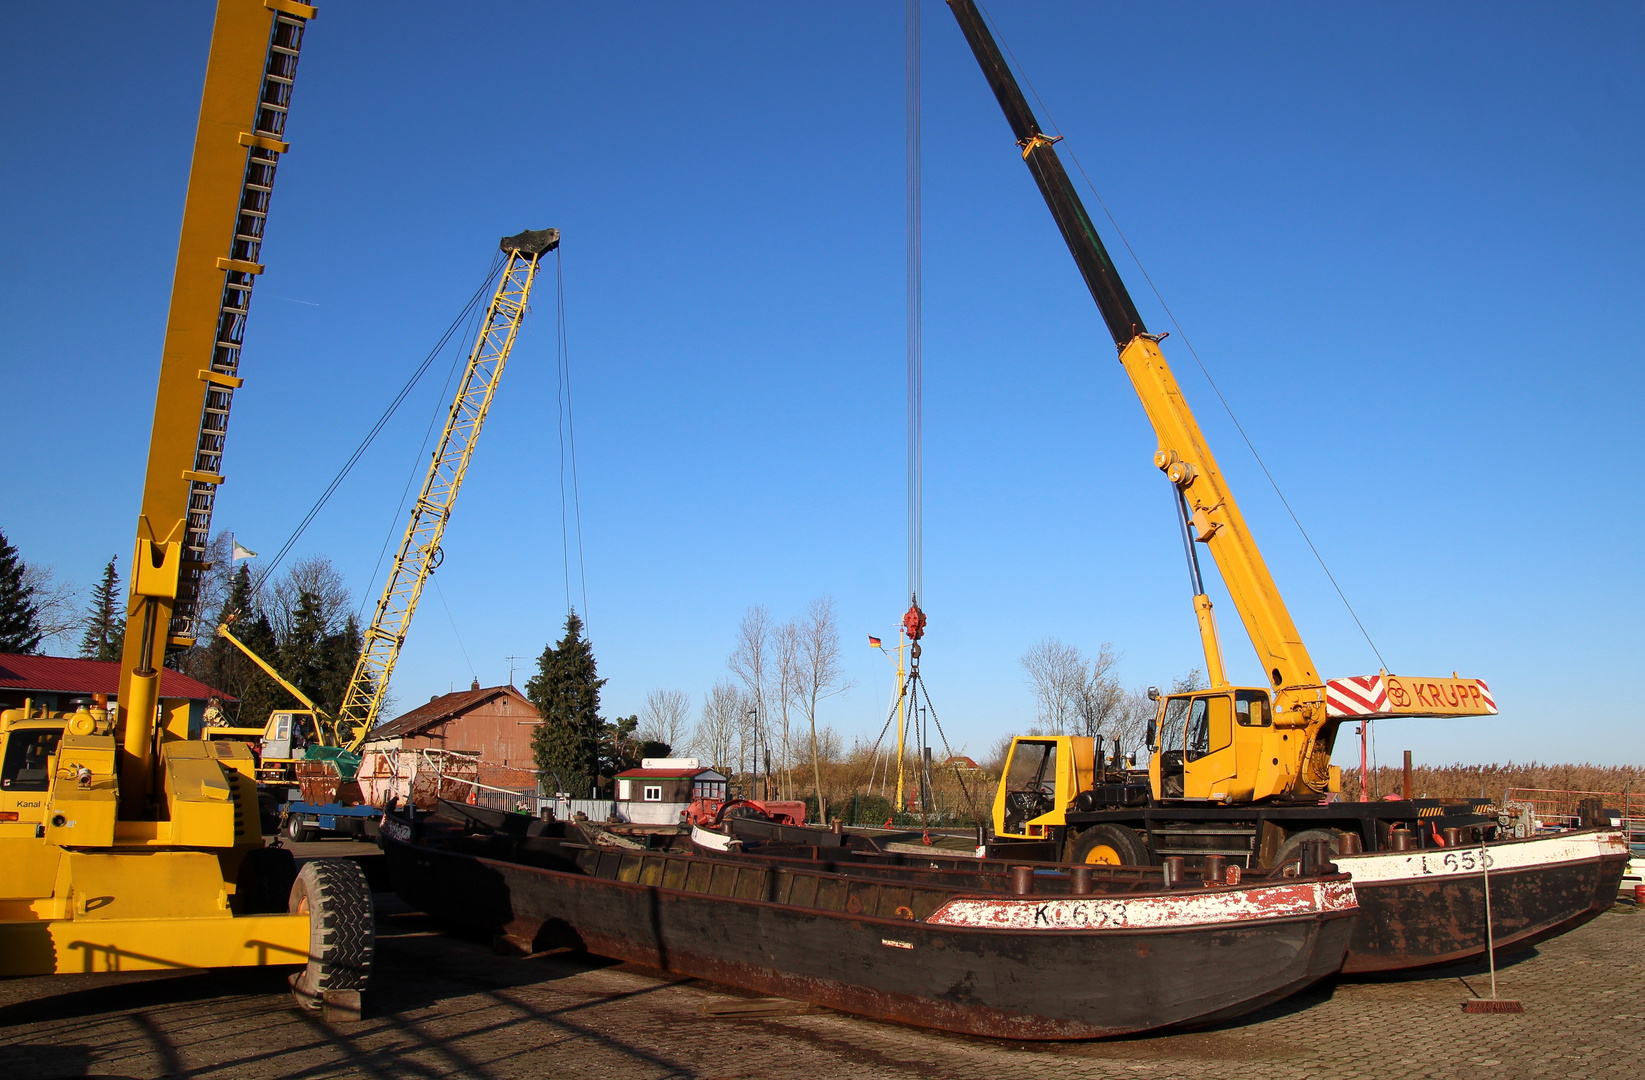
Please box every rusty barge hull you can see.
[716,823,1626,976]
[382,808,1357,1040]
[1334,831,1627,973]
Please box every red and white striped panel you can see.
[1326,675,1497,718]
[1326,675,1386,717]
[1475,678,1496,713]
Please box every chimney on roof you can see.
[471,677,480,691]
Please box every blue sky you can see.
[2,2,1641,767]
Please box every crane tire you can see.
[1269,828,1341,876]
[1068,824,1150,866]
[289,859,374,996]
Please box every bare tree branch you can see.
[23,564,80,653]
[693,680,744,773]
[638,688,691,750]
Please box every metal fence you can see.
[1501,787,1643,852]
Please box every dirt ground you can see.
[2,854,1639,1080]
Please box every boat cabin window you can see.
[643,785,662,802]
[1235,690,1272,727]
[2,727,62,791]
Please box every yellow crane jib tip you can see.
[501,228,559,255]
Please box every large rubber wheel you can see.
[285,813,318,844]
[1269,828,1341,876]
[289,859,374,996]
[236,846,298,915]
[1068,824,1150,866]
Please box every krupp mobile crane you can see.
[943,0,1500,871]
[0,0,372,1017]
[217,227,556,840]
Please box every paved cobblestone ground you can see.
[3,896,1639,1079]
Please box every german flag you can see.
[868,636,882,648]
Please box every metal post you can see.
[1481,834,1498,999]
[1403,750,1413,801]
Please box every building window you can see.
[617,779,631,801]
[643,785,662,802]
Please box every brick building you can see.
[361,681,540,781]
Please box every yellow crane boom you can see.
[333,230,557,751]
[117,0,314,811]
[2,4,376,1010]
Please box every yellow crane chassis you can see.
[0,912,310,976]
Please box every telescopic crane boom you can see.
[944,0,1493,806]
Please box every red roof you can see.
[0,654,231,701]
[365,684,534,742]
[614,767,721,779]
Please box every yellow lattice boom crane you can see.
[0,0,372,1017]
[334,230,555,754]
[213,231,554,798]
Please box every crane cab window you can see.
[1235,690,1273,727]
[1186,698,1209,758]
[1005,740,1057,793]
[3,728,62,792]
[1157,697,1191,753]
[1187,695,1232,761]
[1002,741,1059,834]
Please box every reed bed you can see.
[1339,762,1644,805]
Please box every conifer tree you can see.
[204,563,283,726]
[0,529,43,654]
[527,611,606,798]
[78,557,122,661]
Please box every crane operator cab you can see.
[1147,687,1275,802]
[1000,739,1059,834]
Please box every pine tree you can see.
[78,557,122,661]
[0,529,43,654]
[318,612,363,716]
[527,611,606,798]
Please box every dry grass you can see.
[1339,762,1644,805]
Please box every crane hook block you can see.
[500,228,560,255]
[902,601,927,642]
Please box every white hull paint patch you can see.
[690,825,737,852]
[925,879,1357,931]
[1336,830,1626,886]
